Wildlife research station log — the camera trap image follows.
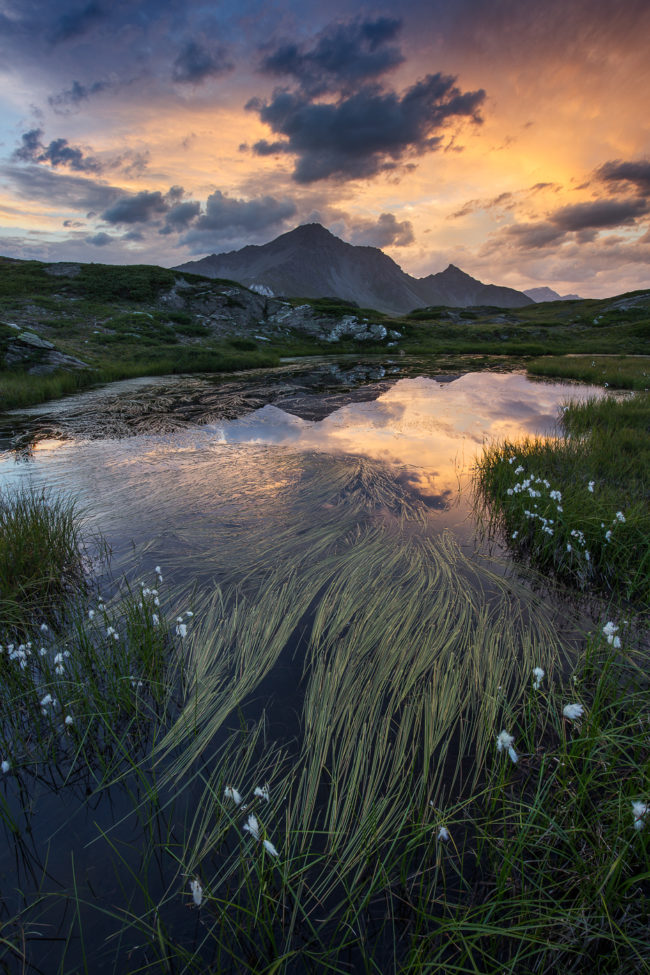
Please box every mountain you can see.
[524,286,582,302]
[174,224,532,315]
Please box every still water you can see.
[0,363,605,972]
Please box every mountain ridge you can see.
[174,223,533,315]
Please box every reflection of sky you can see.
[0,373,604,520]
[204,373,601,502]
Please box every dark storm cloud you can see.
[260,17,404,96]
[50,2,105,44]
[348,212,415,247]
[159,200,201,234]
[595,159,650,197]
[551,198,649,232]
[1,163,121,212]
[489,196,649,252]
[100,190,170,225]
[172,40,233,84]
[86,231,112,246]
[13,128,102,173]
[249,73,485,183]
[195,190,297,231]
[49,79,114,110]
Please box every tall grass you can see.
[0,488,89,631]
[474,393,650,602]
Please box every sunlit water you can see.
[0,367,607,972]
[0,370,600,571]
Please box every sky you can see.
[0,0,649,297]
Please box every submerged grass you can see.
[474,393,650,602]
[0,451,646,972]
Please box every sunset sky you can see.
[1,0,649,296]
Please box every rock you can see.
[16,331,55,350]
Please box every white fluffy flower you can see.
[243,814,260,841]
[224,785,242,806]
[254,785,270,802]
[532,667,545,690]
[176,623,187,638]
[587,481,595,492]
[190,878,203,906]
[1,760,10,774]
[437,826,450,842]
[496,730,518,763]
[262,839,279,857]
[563,703,584,721]
[64,715,73,726]
[632,801,648,831]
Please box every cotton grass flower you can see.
[176,622,187,638]
[262,838,279,857]
[1,760,10,774]
[64,715,73,726]
[224,785,242,806]
[254,785,270,802]
[532,666,545,690]
[587,481,595,492]
[189,878,203,906]
[243,813,260,841]
[496,730,518,763]
[437,826,450,842]
[632,801,648,831]
[563,703,584,721]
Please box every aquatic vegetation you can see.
[0,446,647,972]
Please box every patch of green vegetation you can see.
[0,348,279,410]
[0,489,88,631]
[475,392,650,602]
[527,354,650,390]
[74,263,177,303]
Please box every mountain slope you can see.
[175,224,532,315]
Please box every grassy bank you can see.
[0,488,89,631]
[475,392,649,602]
[0,348,279,410]
[527,354,650,390]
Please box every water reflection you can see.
[0,371,605,573]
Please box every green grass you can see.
[474,393,650,602]
[0,348,279,410]
[527,354,650,390]
[0,488,88,631]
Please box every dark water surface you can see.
[0,362,606,973]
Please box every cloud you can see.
[48,78,114,110]
[260,17,404,96]
[195,190,297,231]
[50,2,105,44]
[551,197,649,231]
[159,200,201,234]
[13,128,102,173]
[172,40,233,84]
[249,73,485,183]
[595,159,650,197]
[100,190,171,225]
[348,212,415,247]
[0,163,121,212]
[86,231,112,246]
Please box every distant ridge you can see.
[174,223,533,315]
[524,286,582,302]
